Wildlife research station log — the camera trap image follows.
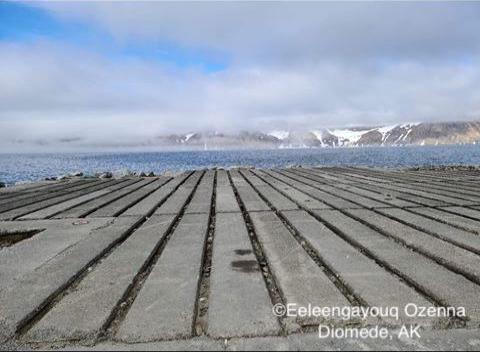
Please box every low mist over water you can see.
[2,145,480,185]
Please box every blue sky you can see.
[0,1,227,72]
[1,1,480,150]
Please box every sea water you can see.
[1,144,480,185]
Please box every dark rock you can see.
[357,130,383,145]
[0,182,5,188]
[147,171,155,177]
[97,172,113,179]
[139,172,147,177]
[320,130,339,147]
[279,131,323,148]
[110,169,135,178]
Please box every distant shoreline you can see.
[1,141,480,155]
[1,145,480,187]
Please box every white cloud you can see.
[2,2,480,149]
[34,1,480,64]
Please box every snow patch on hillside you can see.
[185,133,196,141]
[328,128,373,145]
[377,125,398,144]
[311,130,327,147]
[268,130,290,140]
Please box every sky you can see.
[1,1,480,149]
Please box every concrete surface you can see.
[1,167,480,350]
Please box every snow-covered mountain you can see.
[149,121,480,149]
[18,120,480,150]
[276,122,423,148]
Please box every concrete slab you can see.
[19,189,112,220]
[0,216,142,342]
[268,170,360,209]
[54,179,145,218]
[225,324,465,351]
[240,170,298,211]
[337,183,418,208]
[0,179,90,201]
[0,218,113,287]
[116,213,209,342]
[370,183,475,206]
[121,173,191,216]
[345,182,449,207]
[391,182,480,204]
[0,180,103,214]
[311,169,461,207]
[0,180,119,221]
[287,170,389,208]
[346,208,480,283]
[62,337,225,351]
[410,207,480,234]
[87,178,166,217]
[215,170,240,213]
[302,168,361,184]
[354,168,480,195]
[185,170,215,214]
[229,171,270,212]
[282,210,432,326]
[25,215,176,343]
[314,209,480,324]
[404,179,480,198]
[153,171,204,215]
[5,328,480,351]
[254,170,330,210]
[249,211,350,327]
[208,212,280,338]
[2,167,480,350]
[377,208,480,254]
[314,168,393,185]
[0,179,94,200]
[295,169,417,208]
[437,206,480,220]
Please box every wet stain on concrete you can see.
[234,249,253,256]
[231,260,259,273]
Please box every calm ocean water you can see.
[1,145,480,185]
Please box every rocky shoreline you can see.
[0,170,163,189]
[43,170,158,182]
[407,165,480,171]
[2,164,480,189]
[39,164,480,182]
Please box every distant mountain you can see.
[153,120,480,149]
[10,120,480,151]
